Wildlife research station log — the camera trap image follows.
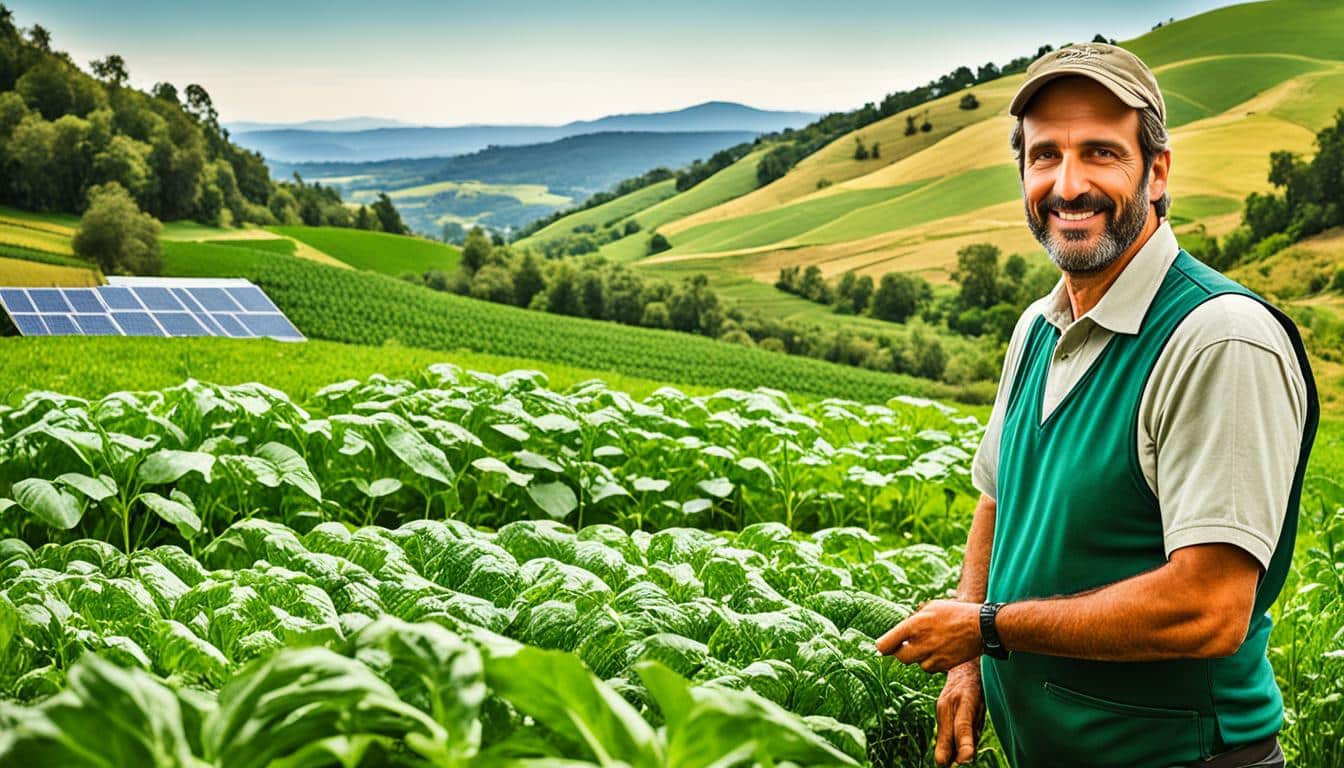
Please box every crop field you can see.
[0,363,1338,767]
[271,226,461,277]
[246,255,968,404]
[1155,54,1330,127]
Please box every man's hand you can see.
[874,599,982,672]
[935,661,985,766]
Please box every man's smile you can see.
[1053,209,1100,223]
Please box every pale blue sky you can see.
[10,0,1239,125]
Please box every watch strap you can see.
[980,602,1010,659]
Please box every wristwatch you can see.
[980,602,1010,659]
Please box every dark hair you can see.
[1009,100,1171,219]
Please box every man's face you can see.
[1020,77,1157,273]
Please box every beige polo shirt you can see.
[972,220,1309,568]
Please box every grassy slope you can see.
[516,178,679,246]
[0,336,720,404]
[270,226,461,276]
[515,0,1342,321]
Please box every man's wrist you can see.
[979,602,1010,659]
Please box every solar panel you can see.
[63,289,105,313]
[43,314,80,335]
[134,287,183,311]
[2,279,302,341]
[73,314,119,336]
[100,287,141,310]
[156,312,209,336]
[228,286,277,312]
[11,314,48,335]
[210,313,252,337]
[238,313,302,339]
[0,289,35,314]
[110,312,163,336]
[29,289,72,313]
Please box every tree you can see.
[151,82,179,103]
[183,84,217,127]
[72,182,162,274]
[460,227,492,273]
[952,243,1002,310]
[648,232,671,254]
[441,221,466,244]
[90,55,128,87]
[959,93,980,110]
[853,137,869,160]
[871,141,880,159]
[469,264,515,305]
[513,252,546,307]
[904,115,917,136]
[370,193,406,235]
[0,5,14,36]
[870,272,929,323]
[28,24,50,52]
[354,205,378,231]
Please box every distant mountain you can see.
[224,117,415,133]
[231,102,817,162]
[273,130,760,235]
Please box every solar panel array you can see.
[0,282,304,340]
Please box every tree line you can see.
[1183,109,1344,278]
[778,242,1057,346]
[0,6,406,272]
[401,227,1001,385]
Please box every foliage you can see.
[71,182,161,275]
[1220,109,1344,271]
[0,366,979,545]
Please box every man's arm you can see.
[995,542,1260,661]
[878,542,1261,671]
[955,493,995,603]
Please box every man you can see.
[874,43,1319,768]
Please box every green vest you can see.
[981,251,1319,768]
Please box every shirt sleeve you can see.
[1144,296,1308,569]
[972,299,1047,501]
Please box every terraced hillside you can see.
[524,0,1343,294]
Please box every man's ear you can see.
[1149,148,1172,204]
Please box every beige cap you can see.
[1009,43,1165,125]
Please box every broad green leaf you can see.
[205,646,447,768]
[515,450,564,473]
[0,593,16,654]
[140,492,202,537]
[472,457,533,487]
[351,477,402,498]
[490,423,530,443]
[218,455,282,488]
[139,450,216,485]
[12,479,83,530]
[3,653,204,768]
[637,660,860,768]
[632,477,670,493]
[696,477,734,498]
[484,645,663,768]
[373,415,455,486]
[257,443,322,501]
[55,473,117,502]
[527,482,578,520]
[532,413,579,433]
[351,617,484,758]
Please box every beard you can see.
[1025,176,1151,274]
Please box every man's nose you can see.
[1054,153,1090,202]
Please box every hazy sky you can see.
[11,0,1238,126]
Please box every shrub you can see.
[72,182,162,274]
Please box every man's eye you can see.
[1094,148,1114,158]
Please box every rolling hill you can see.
[521,0,1342,302]
[233,102,817,163]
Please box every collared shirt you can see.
[972,220,1309,568]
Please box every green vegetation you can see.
[249,254,965,403]
[271,225,460,276]
[71,182,162,274]
[1200,110,1344,270]
[1157,54,1329,127]
[1123,0,1344,67]
[0,336,714,402]
[0,368,984,765]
